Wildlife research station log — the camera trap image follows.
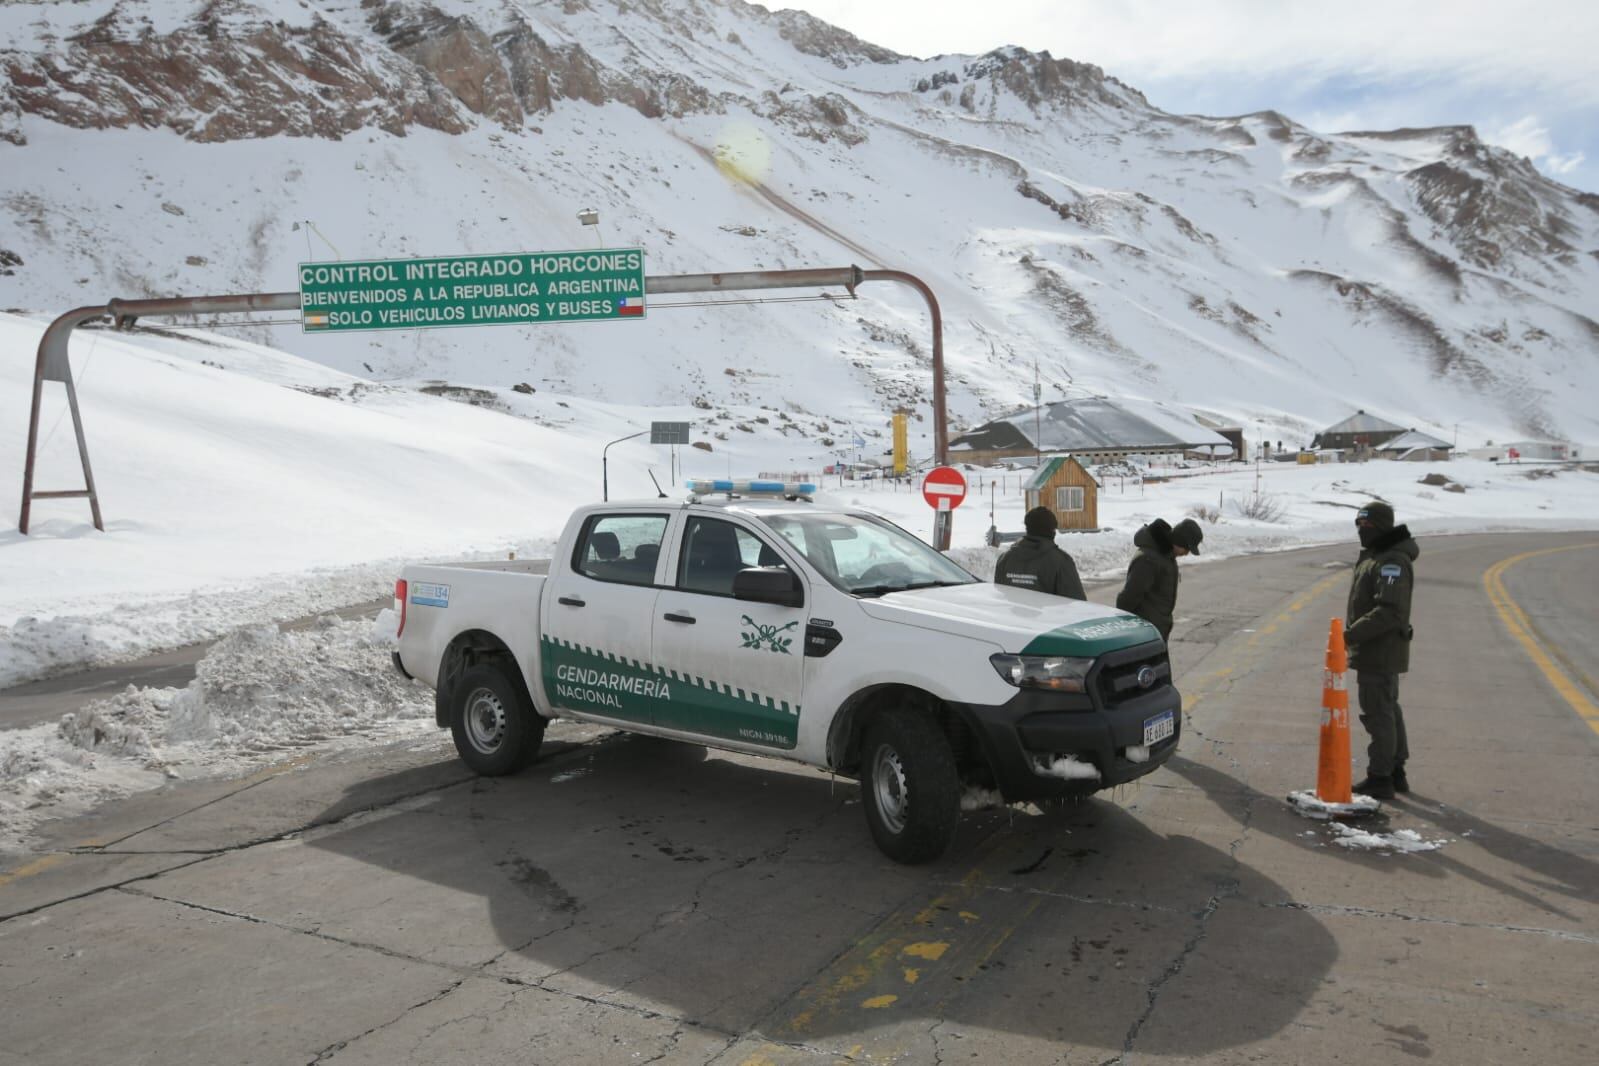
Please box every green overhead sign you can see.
[298,248,647,333]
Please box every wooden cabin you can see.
[1023,455,1099,531]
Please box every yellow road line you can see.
[1483,543,1599,735]
[0,853,67,888]
[774,835,1024,1040]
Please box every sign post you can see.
[921,465,966,551]
[298,248,647,333]
[892,412,908,477]
[651,421,690,485]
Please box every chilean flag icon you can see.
[617,296,645,316]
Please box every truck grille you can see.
[1095,648,1171,709]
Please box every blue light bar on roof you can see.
[686,479,817,498]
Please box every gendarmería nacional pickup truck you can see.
[392,482,1181,862]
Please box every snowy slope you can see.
[1,0,1596,451]
[0,306,916,682]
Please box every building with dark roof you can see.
[950,397,1234,466]
[1311,410,1406,451]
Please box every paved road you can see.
[2,533,1595,1064]
[0,559,549,732]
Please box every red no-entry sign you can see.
[922,466,967,510]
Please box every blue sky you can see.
[788,0,1598,193]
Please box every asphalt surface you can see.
[1,532,1595,1064]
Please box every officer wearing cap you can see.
[994,506,1086,600]
[1116,517,1203,642]
[1346,501,1420,799]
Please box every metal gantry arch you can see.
[18,265,948,543]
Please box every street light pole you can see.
[603,429,648,501]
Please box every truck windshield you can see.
[760,513,977,596]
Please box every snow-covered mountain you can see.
[4,0,1598,448]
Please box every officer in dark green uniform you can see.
[1116,517,1203,642]
[1345,501,1419,800]
[995,507,1086,599]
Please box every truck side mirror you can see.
[733,567,803,608]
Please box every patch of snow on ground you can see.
[0,612,435,855]
[1286,789,1383,820]
[1329,824,1449,853]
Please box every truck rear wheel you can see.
[451,663,544,775]
[860,708,959,864]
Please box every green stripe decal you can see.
[1022,615,1162,657]
[541,636,799,750]
[542,636,659,723]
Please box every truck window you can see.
[762,513,975,595]
[677,516,791,597]
[575,514,669,586]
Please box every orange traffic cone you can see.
[1315,619,1353,805]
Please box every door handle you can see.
[663,612,696,624]
[557,596,586,608]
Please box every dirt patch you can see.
[418,383,506,411]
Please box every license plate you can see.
[1143,710,1175,746]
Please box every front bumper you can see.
[951,643,1182,802]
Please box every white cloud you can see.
[1545,152,1586,175]
[1491,116,1556,159]
[1486,115,1586,175]
[793,1,1599,105]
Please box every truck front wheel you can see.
[860,708,960,864]
[451,663,544,775]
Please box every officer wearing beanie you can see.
[994,506,1086,599]
[1116,517,1203,642]
[1346,501,1420,799]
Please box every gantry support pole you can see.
[20,271,949,545]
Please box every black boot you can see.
[1392,764,1409,794]
[1352,775,1395,800]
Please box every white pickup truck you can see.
[393,490,1181,863]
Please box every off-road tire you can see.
[450,663,544,776]
[860,707,960,864]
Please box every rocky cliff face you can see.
[0,1,1163,142]
[1396,126,1592,275]
[1,2,472,141]
[0,0,737,142]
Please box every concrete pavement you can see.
[1,533,1595,1064]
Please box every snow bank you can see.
[1,558,413,689]
[0,311,586,685]
[0,613,435,855]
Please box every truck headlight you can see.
[989,654,1094,693]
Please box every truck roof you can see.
[590,497,854,518]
